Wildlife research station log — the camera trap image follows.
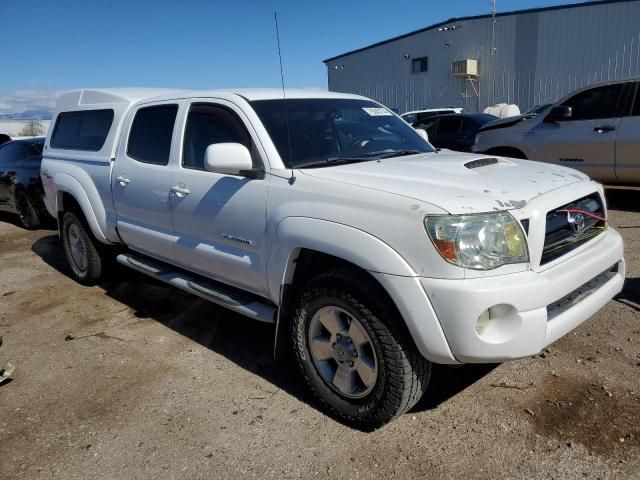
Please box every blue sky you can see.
[1,0,584,114]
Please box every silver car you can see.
[473,78,640,183]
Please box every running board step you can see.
[116,253,276,323]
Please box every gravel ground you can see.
[0,187,638,480]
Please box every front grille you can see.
[541,193,606,265]
[547,263,618,320]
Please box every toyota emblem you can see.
[570,213,586,234]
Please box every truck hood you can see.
[477,114,532,132]
[299,150,588,214]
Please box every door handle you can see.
[594,125,615,133]
[170,185,190,198]
[115,175,130,186]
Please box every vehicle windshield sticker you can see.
[362,107,393,116]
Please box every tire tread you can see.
[291,268,431,429]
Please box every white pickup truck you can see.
[41,88,625,428]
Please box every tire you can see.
[60,211,105,285]
[15,190,40,229]
[291,269,431,429]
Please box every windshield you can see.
[250,99,433,168]
[525,103,553,115]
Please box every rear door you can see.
[457,117,481,152]
[433,116,463,150]
[23,142,44,194]
[533,82,625,181]
[112,102,180,261]
[614,81,640,182]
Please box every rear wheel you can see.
[291,269,431,429]
[60,211,105,285]
[15,190,40,229]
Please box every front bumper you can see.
[420,228,625,363]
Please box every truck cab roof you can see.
[47,88,369,163]
[54,87,366,111]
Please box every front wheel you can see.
[291,269,431,429]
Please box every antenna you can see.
[274,12,295,184]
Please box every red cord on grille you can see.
[558,209,608,223]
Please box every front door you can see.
[170,101,269,296]
[533,82,625,182]
[112,103,180,261]
[615,82,640,182]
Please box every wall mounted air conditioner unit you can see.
[452,59,478,77]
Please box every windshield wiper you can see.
[295,157,374,169]
[294,150,424,168]
[375,150,424,159]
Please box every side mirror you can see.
[204,143,263,179]
[544,105,572,123]
[415,128,429,143]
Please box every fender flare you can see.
[268,216,457,364]
[53,173,111,244]
[267,217,416,303]
[486,146,528,160]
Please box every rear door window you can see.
[436,117,463,134]
[51,109,114,150]
[127,105,178,165]
[402,114,416,124]
[28,143,44,158]
[460,118,479,133]
[0,143,27,165]
[415,118,438,134]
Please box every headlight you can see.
[424,212,529,270]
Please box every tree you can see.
[18,121,45,137]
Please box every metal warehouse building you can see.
[324,0,640,114]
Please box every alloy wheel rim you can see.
[67,224,88,273]
[308,306,378,399]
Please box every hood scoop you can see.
[464,157,499,169]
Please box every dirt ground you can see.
[0,187,638,480]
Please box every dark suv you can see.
[0,137,51,228]
[415,113,497,152]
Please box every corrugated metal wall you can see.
[326,0,640,113]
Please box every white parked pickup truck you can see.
[41,88,625,428]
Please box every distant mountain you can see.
[0,109,53,120]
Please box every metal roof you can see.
[323,0,639,63]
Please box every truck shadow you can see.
[0,211,57,231]
[0,212,22,228]
[32,234,494,430]
[605,187,640,214]
[615,277,640,312]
